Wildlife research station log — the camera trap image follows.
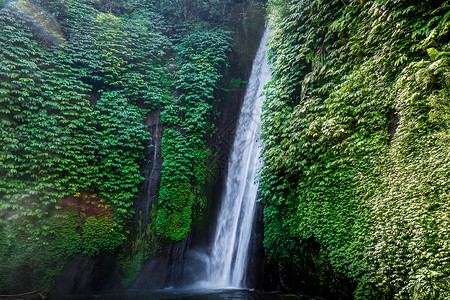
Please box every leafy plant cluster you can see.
[121,0,264,285]
[157,27,231,241]
[0,0,263,292]
[260,0,450,298]
[0,0,170,292]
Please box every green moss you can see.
[120,206,160,288]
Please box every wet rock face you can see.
[388,108,399,144]
[131,234,193,289]
[136,110,164,229]
[245,201,266,289]
[50,254,119,298]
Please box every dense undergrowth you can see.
[261,0,450,298]
[0,0,264,292]
[3,0,447,297]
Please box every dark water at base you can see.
[61,289,319,300]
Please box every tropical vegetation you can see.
[261,0,450,298]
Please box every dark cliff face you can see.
[136,110,164,230]
[131,234,193,289]
[245,201,266,289]
[51,254,120,298]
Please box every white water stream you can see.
[203,29,271,288]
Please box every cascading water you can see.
[204,29,271,288]
[137,111,163,227]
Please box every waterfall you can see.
[138,111,163,228]
[205,29,271,288]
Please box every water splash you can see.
[1,1,65,50]
[203,29,271,288]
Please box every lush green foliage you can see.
[157,29,230,241]
[261,0,450,298]
[0,0,263,292]
[0,0,169,291]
